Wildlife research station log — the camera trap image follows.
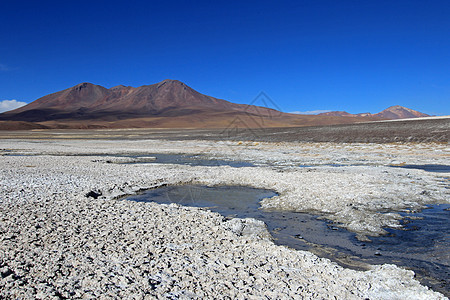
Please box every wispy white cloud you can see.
[0,100,27,113]
[289,110,332,115]
[0,64,10,71]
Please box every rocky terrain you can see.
[0,138,448,298]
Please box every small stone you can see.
[85,190,102,199]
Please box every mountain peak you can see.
[69,82,102,95]
[383,105,410,111]
[160,79,179,83]
[157,79,185,88]
[74,82,94,89]
[377,105,429,119]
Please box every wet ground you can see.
[1,152,255,167]
[126,185,450,296]
[69,152,450,173]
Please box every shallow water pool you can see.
[126,185,449,296]
[120,153,254,168]
[392,164,450,173]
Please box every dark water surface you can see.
[3,152,255,167]
[392,164,450,173]
[121,153,254,168]
[126,185,449,296]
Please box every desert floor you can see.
[0,132,448,299]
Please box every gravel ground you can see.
[0,139,448,299]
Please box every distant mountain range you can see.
[0,79,430,130]
[318,106,429,119]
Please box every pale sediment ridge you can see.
[0,139,448,298]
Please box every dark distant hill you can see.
[317,111,354,117]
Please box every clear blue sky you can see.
[1,0,449,115]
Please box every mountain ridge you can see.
[3,79,280,122]
[319,105,429,119]
[0,80,429,129]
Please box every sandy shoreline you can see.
[1,139,448,298]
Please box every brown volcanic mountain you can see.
[0,79,394,129]
[319,105,429,119]
[2,79,278,122]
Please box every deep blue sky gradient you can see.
[1,0,449,115]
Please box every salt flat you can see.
[0,138,448,299]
